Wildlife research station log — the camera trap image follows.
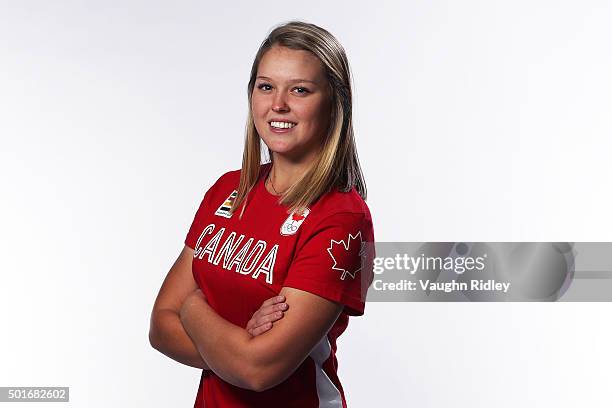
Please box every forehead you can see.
[257,46,325,82]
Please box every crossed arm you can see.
[179,285,343,392]
[150,245,344,391]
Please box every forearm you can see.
[180,298,266,390]
[149,309,211,370]
[179,289,343,392]
[180,298,285,391]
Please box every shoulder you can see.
[214,167,241,186]
[300,186,373,237]
[193,168,241,207]
[310,186,372,222]
[205,166,240,194]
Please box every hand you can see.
[246,295,289,337]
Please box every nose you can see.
[272,91,289,113]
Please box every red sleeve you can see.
[184,192,210,250]
[283,211,375,316]
[184,173,227,249]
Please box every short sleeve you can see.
[184,172,228,249]
[184,192,210,250]
[283,212,375,316]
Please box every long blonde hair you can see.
[232,20,367,219]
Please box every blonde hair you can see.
[232,20,367,219]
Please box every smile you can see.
[268,121,297,133]
[269,121,297,129]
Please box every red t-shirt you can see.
[184,162,375,408]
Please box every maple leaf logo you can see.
[280,208,310,236]
[327,231,365,280]
[291,211,306,222]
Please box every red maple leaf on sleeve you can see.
[327,231,364,280]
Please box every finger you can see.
[260,295,285,309]
[268,310,285,322]
[258,302,289,317]
[252,311,285,335]
[247,308,285,332]
[246,299,287,331]
[246,309,267,330]
[249,311,280,330]
[246,319,255,331]
[250,322,273,336]
[257,311,285,327]
[247,304,285,328]
[248,322,267,336]
[246,311,267,331]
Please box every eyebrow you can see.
[256,76,319,85]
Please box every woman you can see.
[149,21,375,407]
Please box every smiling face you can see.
[251,45,332,163]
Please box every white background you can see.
[1,1,611,407]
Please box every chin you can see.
[261,135,295,151]
[264,143,297,156]
[261,139,301,157]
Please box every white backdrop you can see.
[1,1,611,407]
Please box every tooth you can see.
[270,121,296,128]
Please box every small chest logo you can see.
[214,190,238,218]
[280,207,310,236]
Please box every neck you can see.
[267,152,317,194]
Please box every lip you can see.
[268,119,298,133]
[268,122,297,133]
[268,118,297,124]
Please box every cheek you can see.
[251,94,267,118]
[305,101,331,130]
[297,110,330,142]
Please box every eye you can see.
[256,83,272,91]
[293,87,310,95]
